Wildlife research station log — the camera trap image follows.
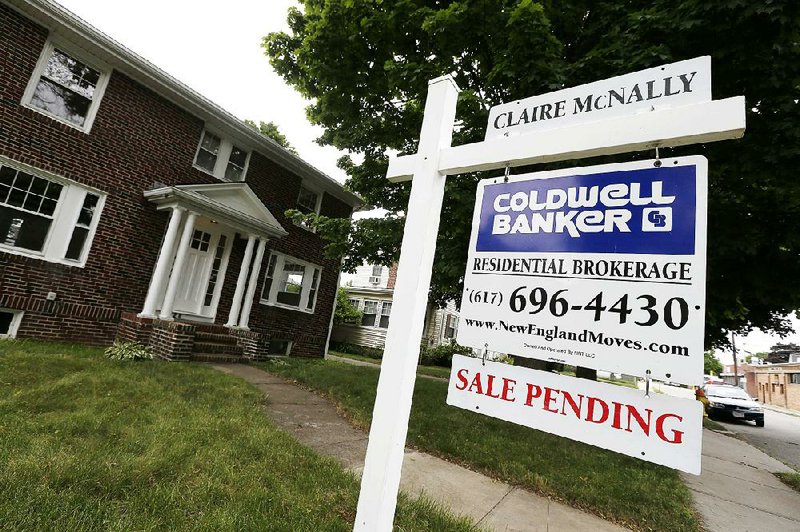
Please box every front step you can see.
[192,352,245,364]
[192,340,243,356]
[194,331,239,345]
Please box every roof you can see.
[144,182,288,239]
[7,0,362,208]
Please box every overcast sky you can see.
[56,0,349,183]
[53,1,800,357]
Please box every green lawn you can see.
[776,472,800,492]
[329,351,451,379]
[262,358,700,532]
[0,340,473,531]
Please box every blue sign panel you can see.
[476,164,697,255]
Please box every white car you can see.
[704,384,764,427]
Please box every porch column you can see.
[238,238,267,330]
[159,211,198,320]
[139,206,185,318]
[226,234,256,328]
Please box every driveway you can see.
[713,408,800,470]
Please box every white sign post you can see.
[355,59,746,531]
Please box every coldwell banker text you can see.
[484,57,711,140]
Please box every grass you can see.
[329,351,451,379]
[0,340,474,531]
[702,416,728,431]
[261,358,700,532]
[776,472,800,492]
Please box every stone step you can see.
[192,340,244,355]
[192,352,245,364]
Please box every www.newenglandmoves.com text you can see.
[463,318,689,357]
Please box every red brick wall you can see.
[0,4,353,356]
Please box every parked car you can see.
[704,384,764,427]
[704,375,725,385]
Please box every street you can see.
[714,408,800,470]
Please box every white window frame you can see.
[0,309,23,338]
[360,299,380,327]
[294,182,323,232]
[192,128,251,182]
[21,39,111,134]
[0,155,106,267]
[259,252,323,314]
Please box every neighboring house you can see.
[0,0,360,361]
[332,264,459,350]
[749,363,800,412]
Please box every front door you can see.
[173,222,232,318]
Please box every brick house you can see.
[0,0,361,360]
[750,363,800,412]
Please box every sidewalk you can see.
[761,402,800,418]
[682,429,800,531]
[213,363,625,531]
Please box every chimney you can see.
[386,263,399,289]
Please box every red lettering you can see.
[501,378,516,402]
[655,413,684,444]
[585,396,609,424]
[455,368,469,390]
[468,373,483,395]
[525,383,542,406]
[560,391,583,417]
[543,387,560,413]
[486,374,502,399]
[625,405,652,435]
[611,401,623,429]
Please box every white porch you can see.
[139,182,287,329]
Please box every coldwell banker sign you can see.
[457,157,708,385]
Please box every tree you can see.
[334,287,362,325]
[266,1,800,348]
[766,343,800,364]
[244,119,298,154]
[704,352,723,376]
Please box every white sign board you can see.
[457,157,708,385]
[447,355,703,474]
[485,56,711,140]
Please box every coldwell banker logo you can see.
[477,165,697,255]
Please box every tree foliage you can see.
[704,351,723,376]
[266,0,800,347]
[245,119,298,154]
[334,286,363,325]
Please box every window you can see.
[0,159,104,266]
[444,314,458,339]
[268,339,292,356]
[369,264,382,285]
[790,374,800,385]
[260,252,322,313]
[0,309,23,338]
[295,185,321,230]
[193,130,249,181]
[361,300,378,326]
[378,302,391,328]
[23,42,109,131]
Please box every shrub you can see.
[419,342,473,368]
[104,341,153,361]
[330,342,384,359]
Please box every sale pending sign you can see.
[457,157,708,385]
[447,355,703,474]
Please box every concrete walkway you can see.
[682,429,800,531]
[213,363,626,531]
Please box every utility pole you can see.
[731,332,740,387]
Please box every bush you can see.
[104,341,153,361]
[419,342,473,368]
[330,342,384,359]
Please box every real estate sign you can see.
[485,56,711,140]
[447,355,703,474]
[457,157,708,385]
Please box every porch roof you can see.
[144,182,288,239]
